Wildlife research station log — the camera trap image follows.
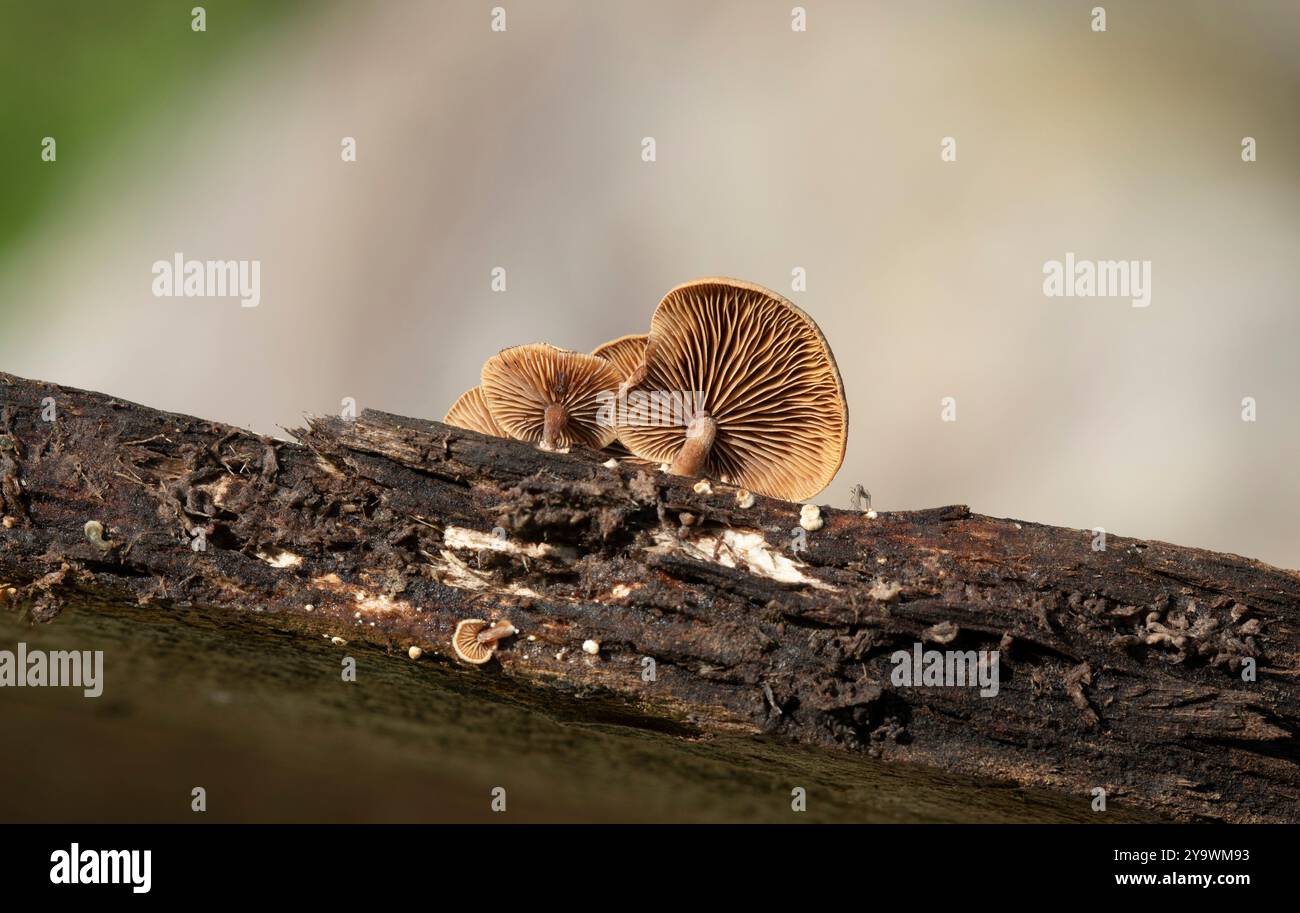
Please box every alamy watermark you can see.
[0,642,103,697]
[595,389,705,428]
[50,844,150,893]
[891,643,999,697]
[1043,252,1151,308]
[152,252,261,308]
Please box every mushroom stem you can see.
[669,413,716,477]
[540,403,567,450]
[476,620,517,645]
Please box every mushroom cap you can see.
[590,336,650,458]
[481,344,622,449]
[444,386,506,437]
[616,278,847,502]
[591,334,648,384]
[452,619,495,664]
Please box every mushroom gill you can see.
[481,344,622,451]
[444,386,506,437]
[591,334,649,458]
[616,278,847,502]
[591,334,648,384]
[452,618,517,665]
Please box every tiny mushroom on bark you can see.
[617,278,848,502]
[481,344,622,451]
[452,618,518,665]
[444,386,506,437]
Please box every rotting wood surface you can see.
[1,371,1297,822]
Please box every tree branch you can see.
[1,371,1297,822]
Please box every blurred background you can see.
[2,0,1298,568]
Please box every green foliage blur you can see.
[0,0,315,254]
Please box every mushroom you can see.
[481,344,622,451]
[616,278,848,502]
[591,334,648,385]
[591,335,652,459]
[452,618,518,665]
[444,386,506,437]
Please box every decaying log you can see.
[1,370,1297,822]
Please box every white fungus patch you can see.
[869,579,902,602]
[866,509,878,520]
[582,639,600,656]
[443,526,555,559]
[602,458,619,469]
[435,549,542,598]
[352,590,404,614]
[611,583,632,599]
[692,479,713,495]
[799,503,824,532]
[735,490,755,509]
[314,455,345,478]
[408,646,423,660]
[652,529,836,591]
[206,475,237,508]
[258,550,303,569]
[309,573,417,616]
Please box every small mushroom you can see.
[481,344,622,451]
[735,489,755,509]
[452,618,518,665]
[444,386,506,437]
[408,646,423,660]
[83,520,114,554]
[591,334,648,385]
[616,278,848,501]
[582,639,601,656]
[592,336,649,458]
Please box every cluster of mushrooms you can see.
[441,278,848,665]
[445,277,849,505]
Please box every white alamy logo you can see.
[152,252,261,308]
[595,389,706,428]
[1043,252,1151,308]
[891,643,999,697]
[0,643,103,697]
[50,845,151,894]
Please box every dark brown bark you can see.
[1,370,1297,822]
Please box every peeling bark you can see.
[1,371,1297,822]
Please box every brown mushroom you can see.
[616,278,847,502]
[591,335,650,458]
[591,334,648,384]
[444,386,506,437]
[452,618,518,665]
[481,344,622,451]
